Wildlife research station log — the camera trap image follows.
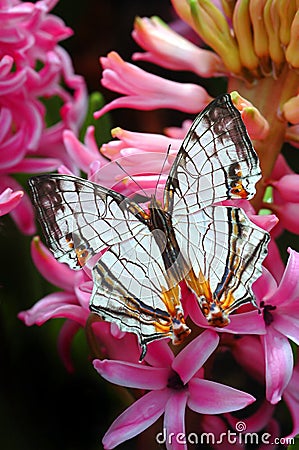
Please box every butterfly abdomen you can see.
[149,197,187,283]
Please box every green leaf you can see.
[79,92,112,146]
[42,95,64,127]
[287,436,299,449]
[259,186,273,215]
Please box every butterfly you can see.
[29,94,270,359]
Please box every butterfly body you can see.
[29,94,270,358]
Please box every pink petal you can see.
[63,129,103,172]
[132,16,222,77]
[271,154,294,180]
[31,236,76,290]
[0,175,36,234]
[283,365,299,439]
[271,174,299,202]
[165,119,192,139]
[93,359,170,389]
[102,390,169,449]
[172,329,219,384]
[0,187,23,215]
[188,378,255,414]
[270,202,299,234]
[263,239,285,283]
[145,339,174,368]
[187,295,265,335]
[272,309,299,345]
[83,126,100,154]
[18,291,88,326]
[261,328,293,404]
[231,335,265,383]
[250,213,278,232]
[270,248,299,306]
[57,319,81,373]
[0,125,27,169]
[163,391,188,450]
[73,278,92,309]
[221,309,266,334]
[95,52,211,118]
[9,157,60,173]
[111,126,180,153]
[0,107,12,143]
[225,400,275,433]
[253,267,277,301]
[91,321,141,362]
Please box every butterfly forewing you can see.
[165,94,261,216]
[29,174,148,270]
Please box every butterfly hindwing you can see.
[174,205,269,325]
[90,232,190,357]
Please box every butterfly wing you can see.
[164,94,261,215]
[90,231,190,359]
[174,205,269,325]
[163,94,269,323]
[28,174,148,270]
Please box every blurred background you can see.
[1,1,299,449]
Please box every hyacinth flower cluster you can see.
[0,0,87,233]
[15,0,299,449]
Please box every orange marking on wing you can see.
[65,234,74,249]
[161,284,191,344]
[75,247,89,266]
[184,268,231,328]
[185,268,213,302]
[231,180,249,198]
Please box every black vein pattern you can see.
[29,94,270,355]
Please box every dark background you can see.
[1,1,299,450]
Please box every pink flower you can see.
[265,168,299,235]
[18,236,91,369]
[231,334,299,442]
[63,126,179,199]
[0,175,36,234]
[63,126,106,174]
[102,126,181,159]
[94,330,255,449]
[94,51,212,119]
[253,248,299,404]
[270,174,299,203]
[0,187,23,216]
[132,16,223,77]
[283,362,299,439]
[0,0,87,232]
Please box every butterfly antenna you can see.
[114,160,149,198]
[154,144,172,199]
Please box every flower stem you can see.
[228,66,299,210]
